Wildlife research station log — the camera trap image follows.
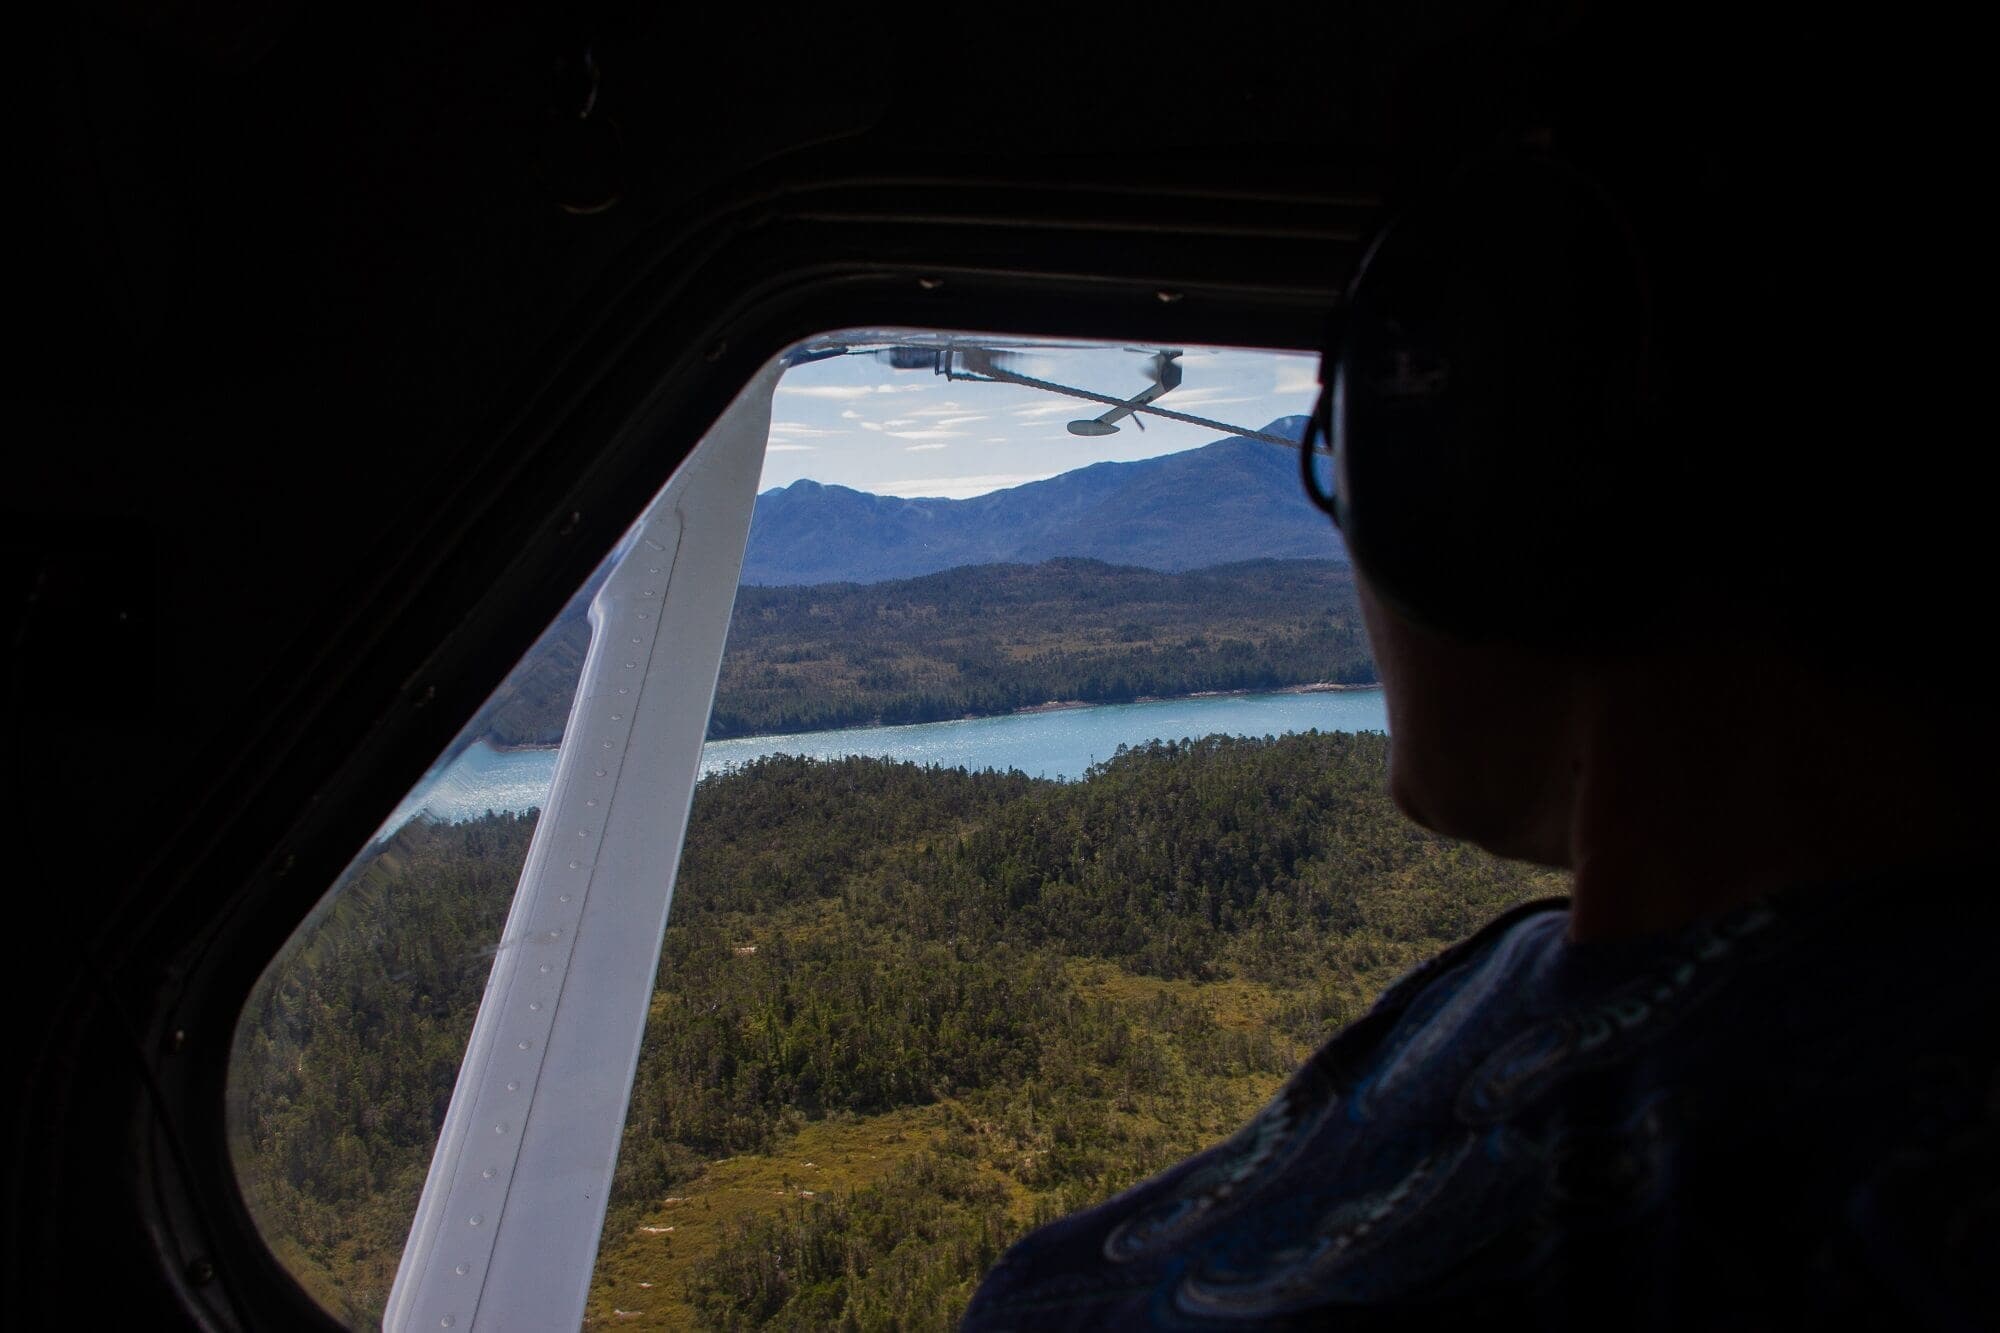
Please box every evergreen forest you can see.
[478,558,1376,746]
[231,732,1557,1329]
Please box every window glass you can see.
[228,334,1558,1331]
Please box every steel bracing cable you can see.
[951,366,1305,449]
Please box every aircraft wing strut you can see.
[383,361,778,1333]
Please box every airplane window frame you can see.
[144,174,1370,1332]
[229,330,1352,1328]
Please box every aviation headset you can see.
[1303,141,1710,646]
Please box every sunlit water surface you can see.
[382,688,1388,836]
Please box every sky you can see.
[761,338,1322,499]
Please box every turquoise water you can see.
[383,688,1388,833]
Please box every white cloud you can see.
[984,436,1008,443]
[871,472,1059,499]
[1274,358,1321,395]
[775,383,928,399]
[776,385,877,400]
[839,408,864,420]
[901,402,973,418]
[1162,386,1259,408]
[765,443,817,452]
[904,442,950,452]
[883,419,916,428]
[1010,402,1081,419]
[933,415,988,427]
[886,428,966,441]
[768,422,845,438]
[859,421,882,431]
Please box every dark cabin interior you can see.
[9,3,1978,1327]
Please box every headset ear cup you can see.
[1300,382,1340,521]
[1332,157,1664,644]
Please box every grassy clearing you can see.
[586,963,1296,1329]
[1067,959,1310,1046]
[587,1105,958,1328]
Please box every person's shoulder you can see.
[959,876,1999,1330]
[1366,894,1570,1020]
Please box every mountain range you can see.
[739,416,1345,585]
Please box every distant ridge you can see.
[740,416,1345,585]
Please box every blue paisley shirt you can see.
[961,871,1998,1330]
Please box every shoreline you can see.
[478,682,1388,750]
[1140,681,1380,704]
[401,685,1390,830]
[712,682,1388,739]
[718,682,1387,735]
[1014,682,1381,716]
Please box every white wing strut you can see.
[384,361,778,1331]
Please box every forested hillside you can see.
[485,558,1376,746]
[232,733,1556,1329]
[709,558,1374,738]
